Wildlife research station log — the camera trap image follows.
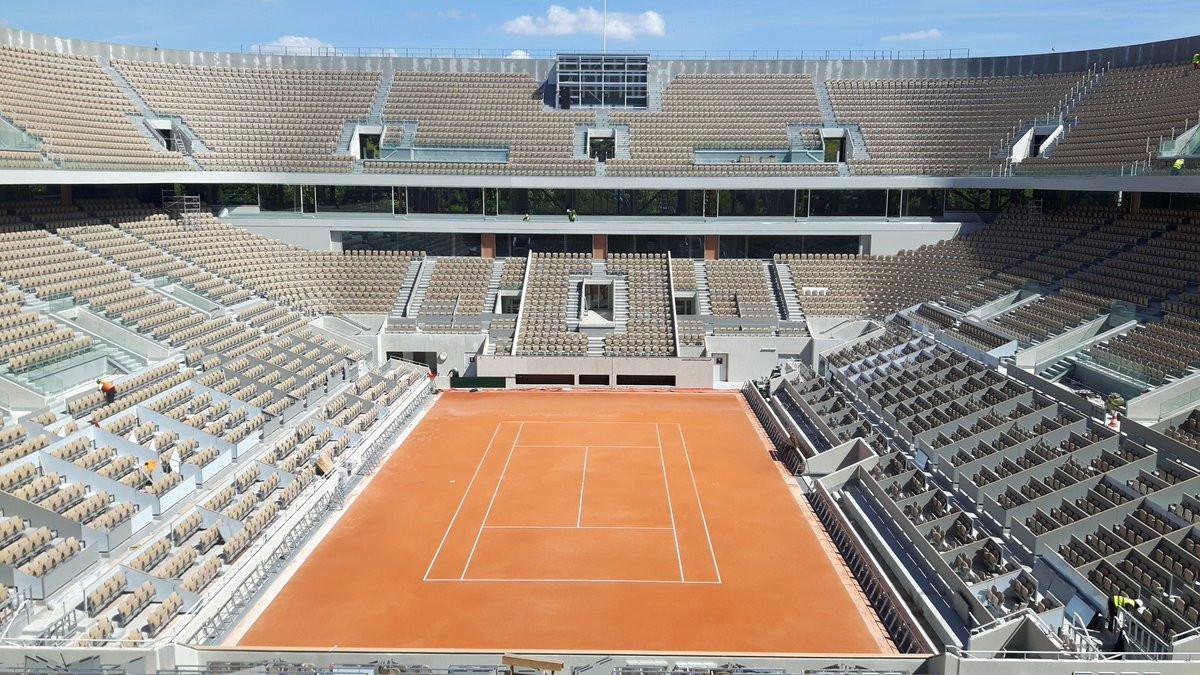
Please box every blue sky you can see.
[1,1,1198,56]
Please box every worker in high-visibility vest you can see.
[1173,158,1186,176]
[1193,52,1200,70]
[98,379,116,403]
[1107,595,1143,631]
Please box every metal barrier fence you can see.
[806,484,932,654]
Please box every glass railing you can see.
[373,145,509,164]
[693,148,825,164]
[0,117,40,152]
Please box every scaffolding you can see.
[161,192,202,216]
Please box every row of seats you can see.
[605,254,675,356]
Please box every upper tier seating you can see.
[0,46,189,170]
[368,72,595,176]
[114,60,378,172]
[1022,63,1200,171]
[827,74,1079,175]
[608,75,837,177]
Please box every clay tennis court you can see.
[236,390,893,654]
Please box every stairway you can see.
[845,124,871,160]
[103,61,157,117]
[646,64,667,111]
[368,66,396,120]
[102,60,208,169]
[1042,356,1075,382]
[694,261,712,315]
[391,261,423,319]
[773,262,803,320]
[573,124,589,159]
[336,121,357,154]
[565,280,582,326]
[483,259,505,314]
[407,258,437,317]
[613,125,631,159]
[587,336,606,356]
[99,344,142,374]
[812,78,839,127]
[612,278,629,329]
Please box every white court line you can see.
[423,421,505,581]
[424,577,721,585]
[459,421,524,579]
[482,525,672,531]
[516,444,657,449]
[656,423,685,582]
[676,422,723,584]
[576,446,589,527]
[514,421,661,426]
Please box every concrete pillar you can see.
[592,234,607,259]
[329,230,344,252]
[704,235,719,260]
[59,185,72,205]
[1126,192,1142,213]
[481,233,496,258]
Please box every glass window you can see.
[903,189,945,217]
[315,186,393,213]
[718,235,747,258]
[810,190,887,217]
[719,190,795,217]
[259,185,300,212]
[408,187,483,214]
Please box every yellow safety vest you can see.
[1175,159,1186,170]
[1113,595,1138,610]
[1194,53,1200,64]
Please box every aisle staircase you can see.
[368,66,396,120]
[406,258,438,317]
[483,258,505,314]
[812,78,839,127]
[694,261,713,315]
[390,260,422,320]
[773,261,803,320]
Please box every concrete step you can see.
[483,258,505,314]
[368,67,396,120]
[812,78,839,126]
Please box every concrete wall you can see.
[476,355,712,388]
[705,336,811,383]
[379,333,487,380]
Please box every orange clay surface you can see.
[238,390,892,654]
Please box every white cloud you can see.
[502,5,666,41]
[507,49,533,59]
[250,35,335,53]
[881,28,943,42]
